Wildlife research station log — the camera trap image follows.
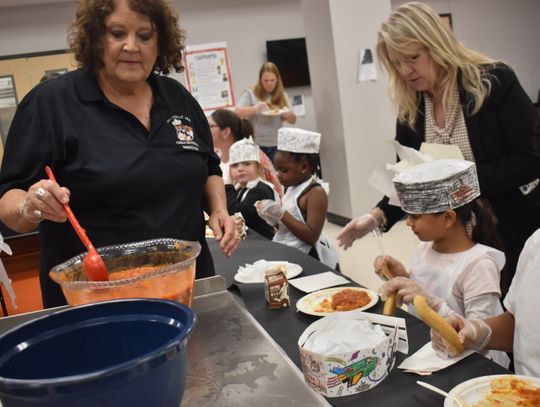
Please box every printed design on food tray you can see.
[326,356,380,389]
[369,336,398,383]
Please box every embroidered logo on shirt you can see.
[171,117,193,141]
[168,115,200,150]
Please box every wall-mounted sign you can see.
[184,42,235,113]
[0,76,17,108]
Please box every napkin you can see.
[288,271,349,293]
[303,317,387,354]
[367,140,433,206]
[236,259,290,283]
[398,342,473,376]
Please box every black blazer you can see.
[377,64,540,249]
[226,181,276,240]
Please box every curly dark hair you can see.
[281,151,322,179]
[68,0,185,75]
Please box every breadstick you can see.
[413,295,464,354]
[383,293,396,316]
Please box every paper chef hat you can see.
[229,137,260,165]
[277,127,321,154]
[393,159,480,214]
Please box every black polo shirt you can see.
[0,69,221,307]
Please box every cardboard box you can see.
[298,311,408,397]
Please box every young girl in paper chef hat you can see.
[256,128,339,268]
[226,137,278,240]
[376,159,509,367]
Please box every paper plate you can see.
[444,374,540,406]
[262,108,289,116]
[234,261,302,284]
[296,287,378,317]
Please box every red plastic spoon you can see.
[45,166,109,281]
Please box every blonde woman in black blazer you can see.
[337,2,540,295]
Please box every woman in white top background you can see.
[236,62,296,162]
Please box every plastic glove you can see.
[254,101,268,113]
[378,277,448,312]
[431,314,492,358]
[373,255,409,280]
[255,199,285,226]
[336,213,379,250]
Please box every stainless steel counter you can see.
[183,276,330,406]
[0,277,330,407]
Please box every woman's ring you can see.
[33,209,42,219]
[35,187,46,200]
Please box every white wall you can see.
[302,0,395,218]
[0,2,75,56]
[171,0,316,130]
[0,0,318,131]
[301,0,352,217]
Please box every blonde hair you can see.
[376,2,498,128]
[253,62,287,109]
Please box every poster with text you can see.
[184,42,235,112]
[0,76,17,108]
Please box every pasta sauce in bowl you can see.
[50,239,200,306]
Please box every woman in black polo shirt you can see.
[0,0,238,307]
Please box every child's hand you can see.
[373,255,409,280]
[430,315,491,357]
[378,277,450,313]
[255,200,284,225]
[378,277,427,307]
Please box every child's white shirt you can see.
[409,241,509,368]
[504,228,540,377]
[409,241,503,317]
[273,176,338,268]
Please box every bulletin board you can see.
[0,50,76,164]
[184,42,235,113]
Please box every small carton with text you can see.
[264,266,289,309]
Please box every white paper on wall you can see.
[184,41,235,113]
[357,49,377,82]
[291,94,306,117]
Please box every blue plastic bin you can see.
[0,298,196,407]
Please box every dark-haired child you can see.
[256,128,338,268]
[376,159,508,367]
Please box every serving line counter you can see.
[0,231,509,407]
[0,275,330,407]
[208,232,509,407]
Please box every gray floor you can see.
[324,220,419,291]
